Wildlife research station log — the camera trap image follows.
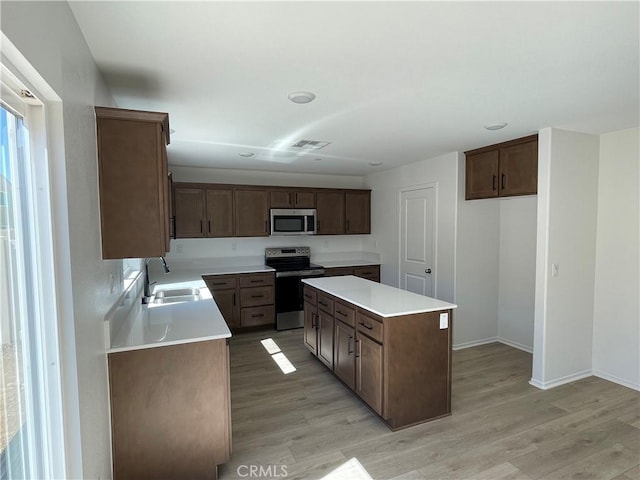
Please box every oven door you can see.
[274,270,324,330]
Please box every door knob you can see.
[425,268,432,274]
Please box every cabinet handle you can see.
[346,219,350,232]
[265,220,268,233]
[311,313,316,328]
[208,220,211,233]
[233,293,236,306]
[250,294,264,298]
[319,301,328,308]
[501,173,506,189]
[212,282,227,286]
[200,220,203,233]
[492,175,497,191]
[348,336,353,355]
[355,339,360,358]
[171,216,176,239]
[359,321,373,330]
[250,280,262,283]
[288,192,292,205]
[251,313,265,318]
[336,310,348,318]
[304,294,312,300]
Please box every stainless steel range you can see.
[265,247,325,330]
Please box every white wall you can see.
[592,127,639,390]
[171,165,366,189]
[454,158,500,348]
[532,128,600,388]
[364,152,459,303]
[498,197,537,352]
[1,3,118,478]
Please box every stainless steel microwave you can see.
[270,209,317,235]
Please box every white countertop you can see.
[302,276,457,318]
[318,259,380,268]
[108,278,231,353]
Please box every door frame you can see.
[397,182,439,298]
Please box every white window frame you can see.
[1,55,67,479]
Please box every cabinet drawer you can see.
[353,266,380,282]
[317,292,334,315]
[240,286,274,308]
[356,312,383,343]
[241,305,274,327]
[203,274,237,290]
[239,272,274,288]
[303,286,317,306]
[334,301,356,327]
[324,267,354,277]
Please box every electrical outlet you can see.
[551,263,559,277]
[439,312,448,329]
[109,273,115,294]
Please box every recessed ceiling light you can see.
[238,152,254,158]
[369,161,383,166]
[288,91,316,104]
[484,122,508,131]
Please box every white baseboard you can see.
[452,337,498,350]
[529,369,593,390]
[496,337,533,354]
[593,369,640,392]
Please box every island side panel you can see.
[383,309,453,429]
[109,339,230,479]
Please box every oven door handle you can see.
[275,269,325,278]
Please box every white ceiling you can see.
[69,1,639,177]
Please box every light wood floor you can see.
[219,329,639,480]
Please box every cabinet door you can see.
[499,139,538,197]
[316,191,345,235]
[345,191,371,234]
[334,320,356,389]
[293,191,315,208]
[234,189,269,236]
[303,302,318,355]
[211,289,239,328]
[167,172,174,247]
[96,110,169,259]
[269,190,294,208]
[356,332,383,415]
[206,188,234,237]
[174,187,206,238]
[317,310,334,369]
[465,149,499,200]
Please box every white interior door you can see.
[400,186,435,297]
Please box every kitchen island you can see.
[302,275,457,430]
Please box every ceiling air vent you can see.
[291,139,330,150]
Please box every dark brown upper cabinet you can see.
[95,106,170,259]
[269,189,316,209]
[316,190,346,235]
[345,191,371,234]
[465,135,538,200]
[173,185,234,238]
[233,188,269,237]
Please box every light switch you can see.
[551,264,559,277]
[439,312,448,329]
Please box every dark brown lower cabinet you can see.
[303,301,318,355]
[108,339,231,479]
[317,310,334,369]
[334,319,356,389]
[356,331,383,416]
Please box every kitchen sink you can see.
[150,287,202,305]
[154,287,201,298]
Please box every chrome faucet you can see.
[142,257,171,303]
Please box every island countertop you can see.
[302,275,456,318]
